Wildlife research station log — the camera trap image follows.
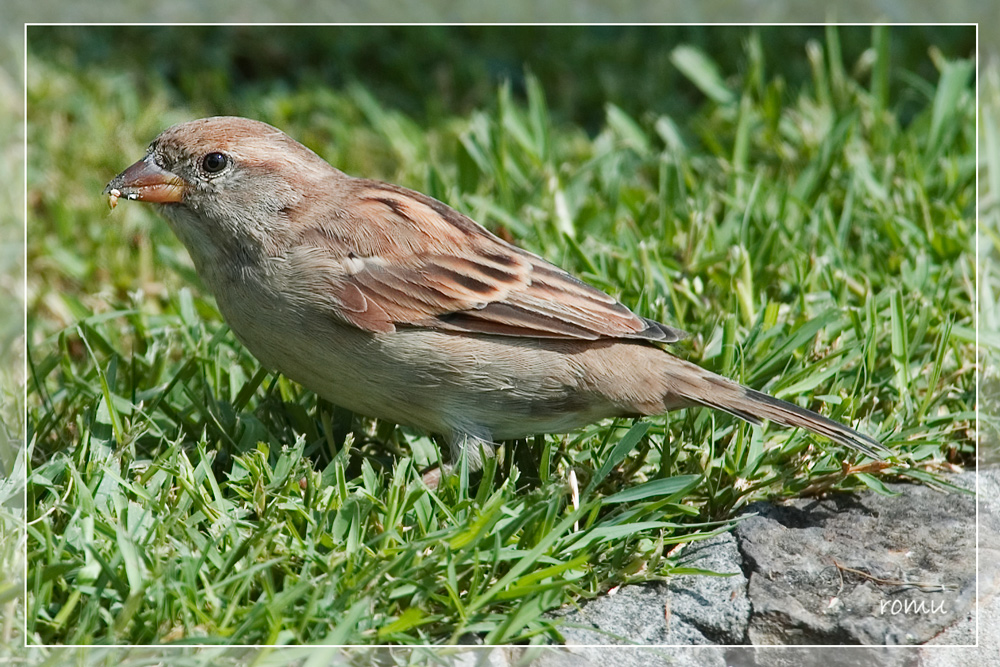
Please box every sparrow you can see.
[104,116,887,470]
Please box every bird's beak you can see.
[104,154,187,207]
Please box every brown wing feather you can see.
[287,179,687,342]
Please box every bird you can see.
[104,116,888,472]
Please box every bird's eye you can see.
[201,152,228,174]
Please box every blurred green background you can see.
[29,25,973,131]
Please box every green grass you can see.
[1,32,26,657]
[25,26,975,645]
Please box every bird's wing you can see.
[287,179,686,342]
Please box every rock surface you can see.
[552,532,750,645]
[735,478,975,645]
[549,469,980,649]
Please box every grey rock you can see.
[918,465,999,667]
[546,469,979,649]
[553,581,673,645]
[552,532,748,645]
[524,646,729,667]
[735,475,976,645]
[663,532,751,643]
[719,646,918,667]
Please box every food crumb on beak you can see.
[107,188,121,209]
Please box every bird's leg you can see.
[449,431,495,472]
[421,431,495,489]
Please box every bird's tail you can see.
[663,355,889,460]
